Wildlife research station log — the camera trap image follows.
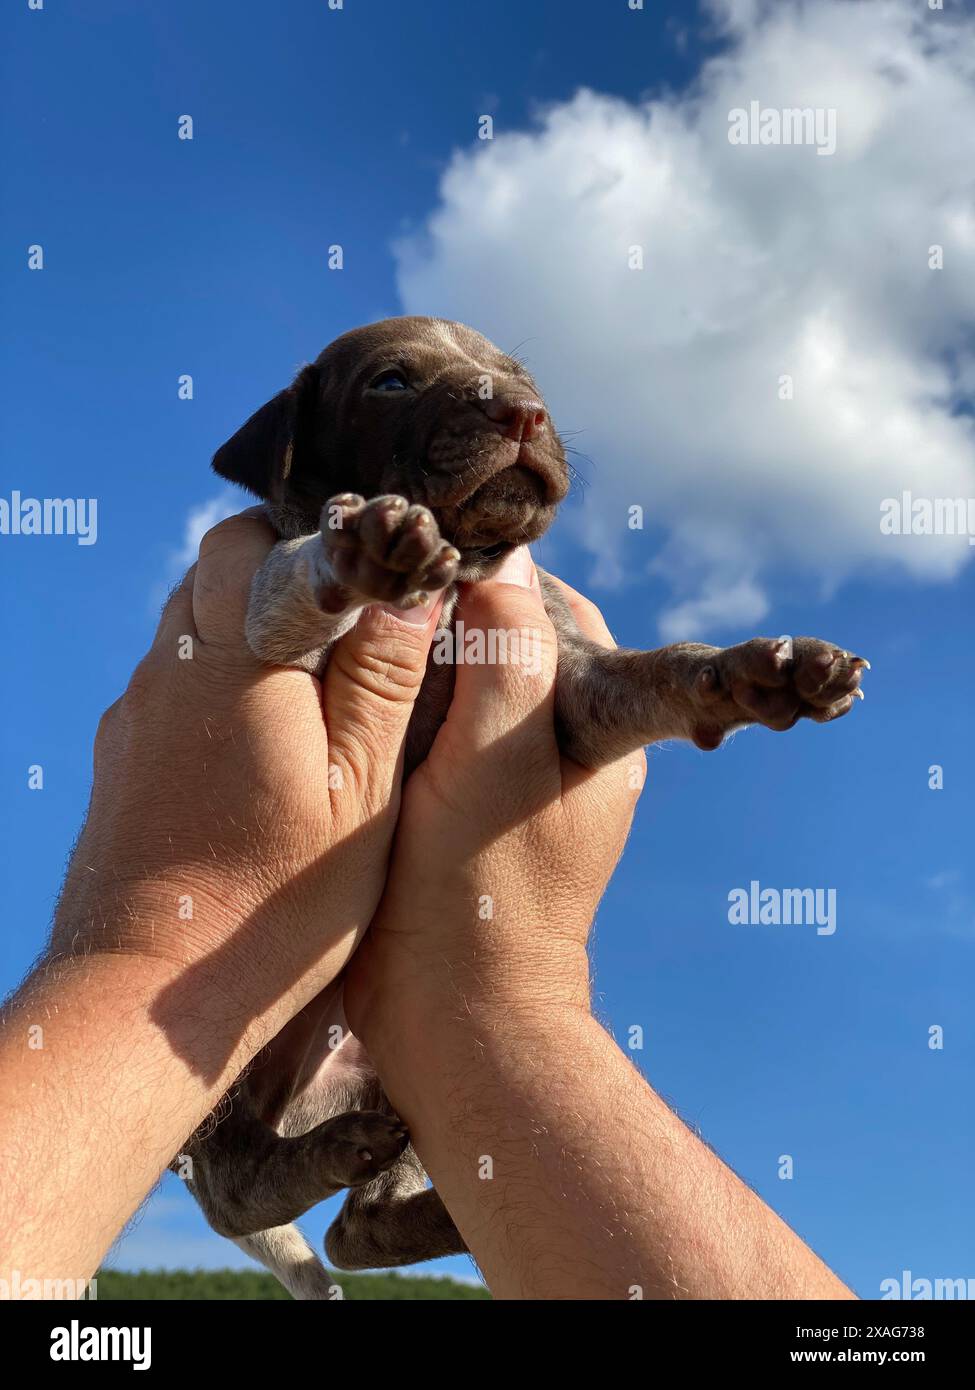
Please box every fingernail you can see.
[492,546,535,588]
[380,590,444,625]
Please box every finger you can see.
[191,510,277,647]
[324,592,446,806]
[150,563,198,659]
[545,573,617,650]
[447,547,559,756]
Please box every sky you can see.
[1,0,973,1299]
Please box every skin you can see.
[344,546,855,1300]
[0,517,852,1299]
[0,511,446,1282]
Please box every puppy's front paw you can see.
[325,1111,410,1188]
[320,494,460,608]
[689,636,869,750]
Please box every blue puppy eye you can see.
[370,370,409,392]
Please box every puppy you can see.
[177,316,868,1297]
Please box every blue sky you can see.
[2,0,973,1297]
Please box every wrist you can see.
[0,948,256,1281]
[44,887,301,1087]
[54,870,305,1000]
[29,942,267,1085]
[352,932,593,1099]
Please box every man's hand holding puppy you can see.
[0,516,852,1300]
[346,548,854,1300]
[0,511,446,1283]
[347,545,636,1036]
[59,511,446,1004]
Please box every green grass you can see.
[97,1267,490,1300]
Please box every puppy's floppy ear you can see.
[212,363,321,501]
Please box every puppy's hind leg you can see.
[324,1149,468,1271]
[234,1224,341,1302]
[185,1101,410,1239]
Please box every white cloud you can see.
[149,490,243,614]
[657,576,769,645]
[925,869,974,939]
[105,1186,256,1272]
[927,869,962,892]
[395,0,975,638]
[169,490,242,578]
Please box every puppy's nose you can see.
[483,394,547,442]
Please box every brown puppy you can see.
[177,316,868,1297]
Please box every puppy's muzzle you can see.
[422,390,568,510]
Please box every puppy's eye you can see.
[369,370,410,393]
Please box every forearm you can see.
[372,1001,854,1301]
[0,951,259,1282]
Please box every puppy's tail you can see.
[233,1224,340,1301]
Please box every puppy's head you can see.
[213,316,570,576]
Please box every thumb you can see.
[323,592,445,807]
[447,547,559,754]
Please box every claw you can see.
[396,590,429,610]
[695,664,719,696]
[853,687,865,701]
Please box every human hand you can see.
[345,546,644,1056]
[51,510,445,1073]
[340,558,855,1304]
